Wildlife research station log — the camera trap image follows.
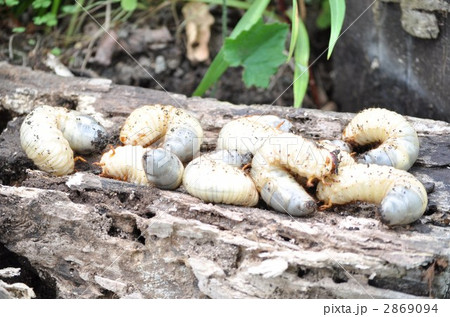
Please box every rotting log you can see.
[0,62,449,299]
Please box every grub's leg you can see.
[241,163,251,171]
[275,121,285,130]
[108,145,116,156]
[306,177,316,187]
[319,201,333,211]
[93,162,105,167]
[320,177,334,186]
[74,156,87,163]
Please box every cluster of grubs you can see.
[20,105,427,226]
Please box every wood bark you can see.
[0,62,449,298]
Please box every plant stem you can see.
[51,0,62,16]
[222,0,227,44]
[66,0,84,43]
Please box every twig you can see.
[8,34,15,60]
[299,0,306,20]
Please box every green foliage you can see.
[50,47,61,56]
[293,18,309,108]
[61,4,78,14]
[12,26,25,33]
[286,0,299,62]
[0,0,19,6]
[224,20,288,88]
[194,0,347,107]
[1,0,142,30]
[33,12,57,26]
[120,0,137,11]
[327,0,345,59]
[32,0,51,9]
[193,0,271,96]
[316,0,331,29]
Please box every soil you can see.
[0,3,332,109]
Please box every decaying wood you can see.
[0,62,449,298]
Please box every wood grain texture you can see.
[0,62,449,298]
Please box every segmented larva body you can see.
[249,133,338,216]
[217,115,291,154]
[251,164,316,216]
[183,150,259,206]
[218,116,333,216]
[252,133,338,184]
[343,108,419,170]
[99,145,149,185]
[120,104,203,162]
[20,105,107,176]
[317,164,428,225]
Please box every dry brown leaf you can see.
[182,3,214,63]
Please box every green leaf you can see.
[193,0,271,96]
[3,0,19,6]
[293,18,310,108]
[316,0,331,30]
[327,0,345,59]
[61,5,78,14]
[12,26,25,33]
[33,13,57,26]
[286,0,299,62]
[224,20,288,88]
[32,0,51,9]
[51,47,61,56]
[120,0,137,11]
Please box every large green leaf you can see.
[327,0,345,59]
[293,17,310,108]
[193,0,271,96]
[224,20,289,88]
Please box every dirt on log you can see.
[0,62,449,299]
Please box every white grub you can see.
[317,164,428,226]
[99,145,149,186]
[20,105,107,176]
[120,104,203,163]
[343,108,419,170]
[218,116,331,216]
[183,150,258,207]
[250,133,338,216]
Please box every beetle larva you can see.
[120,104,203,162]
[142,148,184,190]
[99,145,149,185]
[342,108,419,170]
[183,150,259,206]
[316,164,428,226]
[249,133,339,216]
[218,116,333,216]
[20,105,107,176]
